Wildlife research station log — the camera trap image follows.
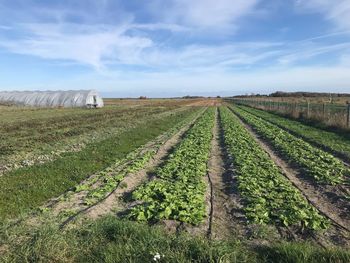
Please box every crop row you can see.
[129,108,215,225]
[219,107,328,230]
[238,105,350,162]
[231,106,348,185]
[68,109,204,209]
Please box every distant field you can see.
[103,98,205,106]
[0,98,349,262]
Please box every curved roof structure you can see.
[0,90,104,108]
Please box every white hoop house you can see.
[0,90,104,108]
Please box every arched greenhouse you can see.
[0,90,104,108]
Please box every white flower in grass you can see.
[153,252,165,261]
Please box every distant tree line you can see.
[182,96,204,99]
[269,91,350,97]
[233,91,350,98]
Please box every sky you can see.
[0,0,350,97]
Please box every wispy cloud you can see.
[1,21,348,72]
[277,42,350,65]
[0,0,262,70]
[0,23,153,69]
[295,0,350,31]
[152,0,260,29]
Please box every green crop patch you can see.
[219,107,328,230]
[129,108,216,225]
[231,106,348,185]
[237,105,350,162]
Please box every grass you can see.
[1,215,349,263]
[0,108,198,220]
[0,105,177,159]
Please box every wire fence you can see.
[229,98,350,130]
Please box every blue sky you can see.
[0,0,350,97]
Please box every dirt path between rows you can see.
[232,109,350,247]
[206,109,243,239]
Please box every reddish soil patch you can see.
[187,99,222,107]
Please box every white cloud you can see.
[0,23,153,69]
[140,42,283,70]
[0,0,264,70]
[295,0,350,30]
[277,42,350,65]
[149,0,259,30]
[2,21,347,73]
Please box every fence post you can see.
[347,103,350,128]
[323,103,326,118]
[307,101,310,118]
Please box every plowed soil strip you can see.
[233,110,350,244]
[207,110,239,239]
[81,110,206,221]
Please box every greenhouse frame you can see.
[0,90,104,108]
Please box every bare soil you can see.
[187,99,223,107]
[206,110,243,240]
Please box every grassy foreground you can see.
[1,216,349,263]
[0,108,198,219]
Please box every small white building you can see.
[0,90,104,108]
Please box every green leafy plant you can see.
[231,106,348,185]
[219,107,328,230]
[238,105,350,162]
[129,108,215,225]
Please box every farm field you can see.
[0,99,350,262]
